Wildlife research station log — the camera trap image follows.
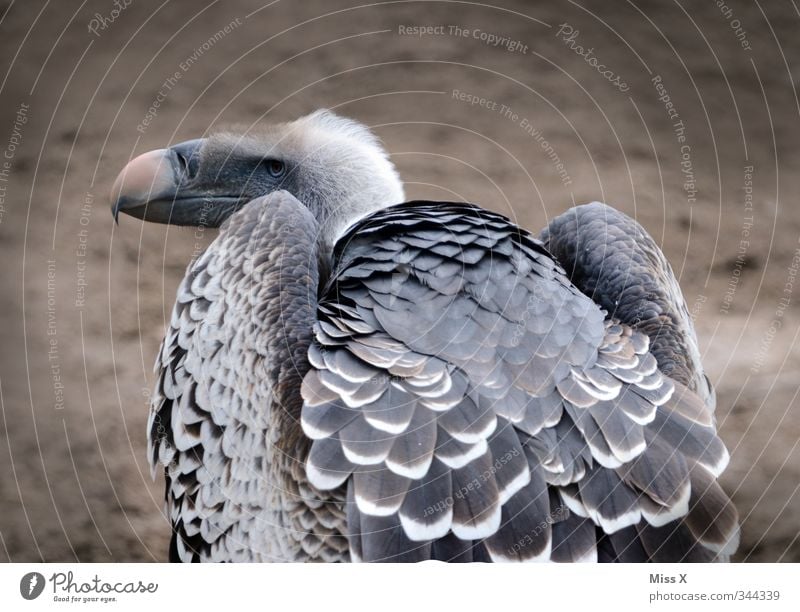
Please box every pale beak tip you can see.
[109,148,175,221]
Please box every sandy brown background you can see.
[0,0,798,562]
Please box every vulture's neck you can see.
[220,195,323,458]
[198,194,348,560]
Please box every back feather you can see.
[301,201,738,562]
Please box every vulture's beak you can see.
[111,138,237,226]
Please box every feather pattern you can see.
[145,182,736,562]
[299,201,737,562]
[149,193,349,562]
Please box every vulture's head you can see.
[110,110,405,248]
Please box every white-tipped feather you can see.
[436,439,488,470]
[300,415,335,440]
[586,440,624,469]
[497,467,532,505]
[588,506,642,535]
[622,403,657,426]
[325,361,376,384]
[364,414,410,435]
[305,461,350,490]
[572,373,619,402]
[306,345,325,369]
[698,523,741,557]
[641,480,691,527]
[399,508,453,541]
[340,444,390,466]
[559,488,589,518]
[451,504,502,540]
[697,444,730,478]
[609,437,647,464]
[403,369,446,388]
[420,396,463,412]
[355,492,403,517]
[543,410,563,429]
[635,373,664,391]
[385,455,433,479]
[339,385,387,409]
[573,545,598,563]
[652,381,675,406]
[448,415,497,444]
[488,534,552,563]
[541,455,564,474]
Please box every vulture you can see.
[111,110,739,563]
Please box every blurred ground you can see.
[0,0,798,562]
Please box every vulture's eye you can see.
[264,159,286,178]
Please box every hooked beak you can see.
[110,138,240,226]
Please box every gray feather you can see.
[578,466,641,533]
[354,466,410,516]
[451,450,501,539]
[647,409,729,477]
[605,525,649,562]
[684,462,740,556]
[359,513,433,562]
[484,465,552,562]
[637,520,717,562]
[385,404,437,478]
[551,512,597,563]
[398,458,453,541]
[618,435,689,508]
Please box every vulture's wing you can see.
[540,202,714,407]
[302,201,738,562]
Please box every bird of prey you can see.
[111,110,738,562]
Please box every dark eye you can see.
[264,159,286,178]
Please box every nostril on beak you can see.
[175,150,190,176]
[170,138,204,182]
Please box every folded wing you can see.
[301,201,738,562]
